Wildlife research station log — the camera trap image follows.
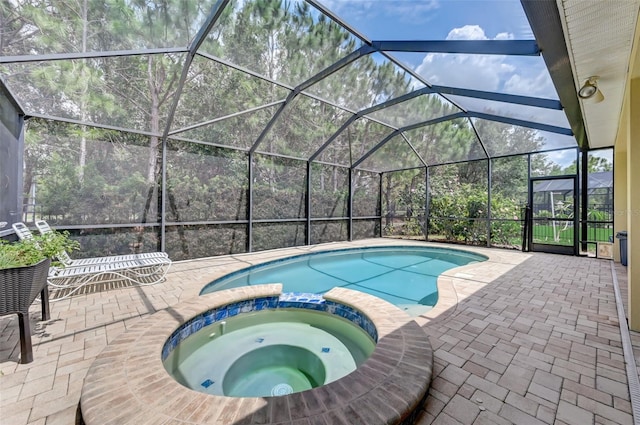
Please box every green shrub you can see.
[0,231,80,269]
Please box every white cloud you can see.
[494,32,514,41]
[545,149,577,168]
[445,25,488,41]
[414,24,557,100]
[503,68,557,99]
[416,25,514,92]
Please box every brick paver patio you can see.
[0,240,636,424]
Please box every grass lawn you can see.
[532,224,612,245]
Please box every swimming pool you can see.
[201,246,487,316]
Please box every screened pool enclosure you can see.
[0,0,613,260]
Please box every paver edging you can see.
[80,284,433,424]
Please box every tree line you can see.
[2,0,590,258]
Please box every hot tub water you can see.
[163,309,375,398]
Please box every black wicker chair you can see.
[0,259,50,363]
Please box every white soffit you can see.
[557,0,640,149]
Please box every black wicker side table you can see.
[0,258,50,363]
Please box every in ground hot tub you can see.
[163,307,376,397]
[81,284,433,425]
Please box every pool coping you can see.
[80,284,433,425]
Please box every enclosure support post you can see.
[348,168,353,241]
[526,154,532,251]
[306,162,312,245]
[425,167,430,242]
[247,152,253,253]
[379,173,384,238]
[581,148,589,252]
[487,159,492,248]
[159,138,167,252]
[573,165,580,255]
[0,82,24,229]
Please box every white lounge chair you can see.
[33,220,169,267]
[12,222,171,299]
[46,255,171,298]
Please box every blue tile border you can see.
[161,292,377,361]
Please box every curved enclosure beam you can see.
[429,85,562,110]
[0,48,189,64]
[249,44,376,154]
[469,112,573,135]
[371,40,540,56]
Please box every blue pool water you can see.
[200,246,487,316]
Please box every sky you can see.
[539,144,612,170]
[319,0,533,41]
[318,0,560,101]
[315,0,570,141]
